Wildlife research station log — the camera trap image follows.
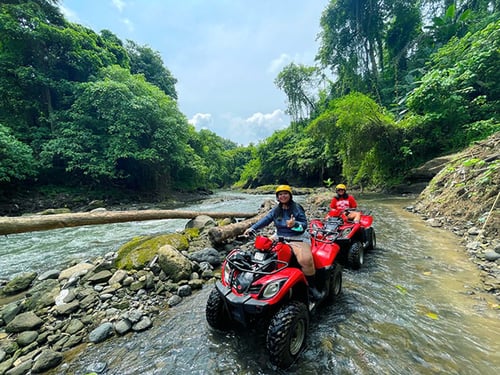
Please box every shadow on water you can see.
[22,195,500,374]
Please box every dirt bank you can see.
[409,132,499,298]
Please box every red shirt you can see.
[329,195,357,211]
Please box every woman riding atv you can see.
[244,184,325,300]
[329,184,361,223]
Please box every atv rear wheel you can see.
[365,227,376,250]
[266,301,309,368]
[347,241,364,269]
[206,287,231,330]
[327,263,342,302]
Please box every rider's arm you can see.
[348,196,358,209]
[249,208,275,232]
[329,197,338,209]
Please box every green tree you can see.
[41,66,190,192]
[126,41,178,99]
[0,124,37,184]
[406,20,500,150]
[275,63,320,121]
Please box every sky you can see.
[59,0,330,146]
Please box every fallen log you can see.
[208,199,275,244]
[0,210,257,236]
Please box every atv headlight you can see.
[262,279,285,299]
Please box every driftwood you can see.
[208,199,275,244]
[0,210,257,236]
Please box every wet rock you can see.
[86,270,113,284]
[1,272,37,295]
[167,295,182,307]
[177,285,192,297]
[58,262,94,282]
[31,349,62,373]
[185,215,217,231]
[1,302,22,325]
[54,300,79,316]
[24,279,60,311]
[16,331,38,347]
[114,319,132,335]
[37,270,60,281]
[132,316,152,332]
[109,269,128,285]
[65,319,85,334]
[88,322,114,343]
[484,251,500,261]
[157,245,193,282]
[5,359,33,375]
[188,247,222,266]
[5,311,43,333]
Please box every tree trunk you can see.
[0,210,257,236]
[208,200,275,244]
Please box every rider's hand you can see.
[243,228,256,237]
[286,214,295,228]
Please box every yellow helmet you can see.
[336,184,347,190]
[275,184,292,195]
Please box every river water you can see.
[2,192,499,374]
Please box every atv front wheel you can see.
[266,301,309,368]
[347,241,364,269]
[327,263,342,302]
[365,227,376,250]
[206,288,231,330]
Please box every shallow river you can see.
[2,192,499,374]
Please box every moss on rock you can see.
[115,233,190,270]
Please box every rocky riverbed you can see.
[0,214,228,375]
[0,133,498,374]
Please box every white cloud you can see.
[220,109,289,146]
[122,18,134,32]
[59,5,79,22]
[189,113,213,129]
[111,0,126,12]
[267,53,292,74]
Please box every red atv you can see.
[310,209,376,270]
[205,232,343,368]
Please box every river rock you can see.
[188,247,222,266]
[16,331,38,347]
[5,311,43,333]
[484,251,500,261]
[185,215,217,231]
[109,269,128,285]
[114,233,190,270]
[1,272,37,295]
[88,322,114,343]
[58,262,94,282]
[24,279,60,311]
[5,359,33,375]
[1,302,22,325]
[167,294,182,307]
[157,245,193,283]
[177,284,192,297]
[65,318,85,334]
[37,270,60,281]
[114,319,132,335]
[132,316,152,332]
[31,349,63,373]
[86,270,113,284]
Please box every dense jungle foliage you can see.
[0,0,498,202]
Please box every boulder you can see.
[157,245,193,282]
[1,272,37,295]
[115,233,189,270]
